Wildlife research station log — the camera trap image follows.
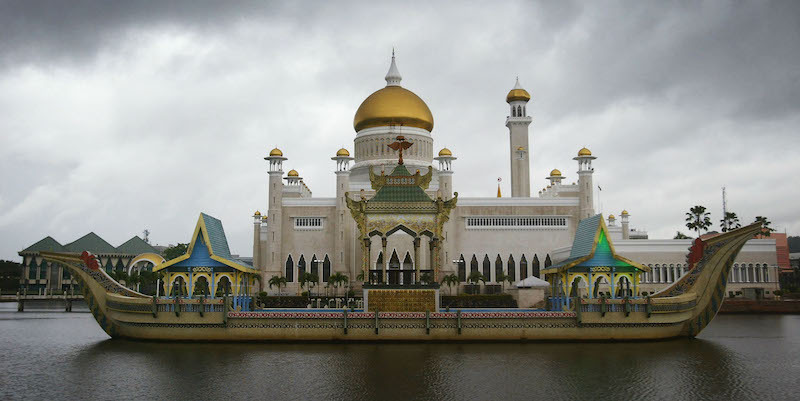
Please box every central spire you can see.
[385,49,402,86]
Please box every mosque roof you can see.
[369,164,434,203]
[116,236,158,255]
[542,214,649,274]
[20,236,65,254]
[64,232,118,254]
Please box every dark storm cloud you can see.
[1,1,799,260]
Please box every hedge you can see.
[256,293,309,308]
[440,294,517,308]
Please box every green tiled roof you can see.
[20,236,65,253]
[116,236,158,255]
[201,213,233,259]
[64,232,118,254]
[370,164,433,203]
[569,214,602,259]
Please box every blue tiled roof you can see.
[201,213,233,259]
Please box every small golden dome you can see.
[269,147,283,157]
[621,210,629,215]
[578,147,592,156]
[353,86,434,132]
[507,88,531,103]
[336,148,350,157]
[609,214,615,219]
[549,169,562,176]
[438,148,452,156]
[254,210,261,216]
[287,169,299,177]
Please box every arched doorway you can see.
[388,251,401,285]
[193,276,210,296]
[402,252,414,284]
[170,276,187,297]
[215,276,232,297]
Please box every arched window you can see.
[544,254,552,268]
[389,251,400,269]
[105,259,113,274]
[512,107,516,117]
[376,252,383,269]
[763,265,769,283]
[285,255,294,282]
[40,261,48,279]
[470,255,479,274]
[457,254,466,282]
[520,255,528,279]
[495,255,503,282]
[311,254,319,277]
[532,254,540,278]
[482,255,491,281]
[298,255,306,277]
[507,255,516,282]
[115,259,125,273]
[323,255,331,282]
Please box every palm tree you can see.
[467,271,486,294]
[420,272,434,285]
[356,270,366,283]
[755,216,775,237]
[299,272,314,296]
[720,212,742,232]
[268,275,287,295]
[673,231,691,239]
[685,205,712,238]
[329,272,347,296]
[441,274,459,295]
[496,273,514,292]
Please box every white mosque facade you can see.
[253,54,781,298]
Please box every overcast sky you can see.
[1,0,799,261]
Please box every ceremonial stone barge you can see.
[41,216,762,341]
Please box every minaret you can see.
[264,147,287,280]
[506,77,532,197]
[252,211,262,270]
[574,147,596,219]
[332,148,354,281]
[620,210,630,239]
[546,169,564,186]
[434,148,456,200]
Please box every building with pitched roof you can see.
[18,233,161,293]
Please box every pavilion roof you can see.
[542,214,649,274]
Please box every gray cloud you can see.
[1,0,799,260]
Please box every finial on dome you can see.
[385,50,402,86]
[514,76,522,89]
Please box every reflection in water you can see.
[1,312,798,400]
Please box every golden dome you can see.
[549,169,561,176]
[287,169,299,177]
[609,214,615,219]
[336,148,350,157]
[353,86,434,132]
[269,147,283,157]
[621,210,629,215]
[506,88,531,103]
[438,148,452,156]
[578,147,592,156]
[254,210,261,216]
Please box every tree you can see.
[299,272,318,297]
[420,272,434,285]
[329,272,347,296]
[496,273,514,292]
[268,275,287,295]
[441,274,459,295]
[685,205,712,238]
[468,271,486,287]
[720,212,742,232]
[163,243,188,260]
[356,271,365,282]
[755,216,775,237]
[674,231,691,239]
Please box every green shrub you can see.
[441,294,517,308]
[257,295,309,308]
[772,290,783,297]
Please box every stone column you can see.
[363,237,371,282]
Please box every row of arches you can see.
[284,254,331,283]
[455,253,552,283]
[167,275,232,297]
[511,105,527,117]
[565,274,635,299]
[640,263,772,285]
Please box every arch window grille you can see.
[520,255,528,279]
[28,259,37,280]
[323,255,331,282]
[507,255,516,282]
[465,216,568,230]
[470,255,479,274]
[457,254,466,282]
[495,255,504,282]
[482,255,491,281]
[285,256,294,282]
[532,254,540,278]
[298,255,306,277]
[311,254,319,277]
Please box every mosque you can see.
[255,53,617,294]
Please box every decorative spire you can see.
[514,76,523,89]
[385,49,402,87]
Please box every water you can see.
[1,302,798,401]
